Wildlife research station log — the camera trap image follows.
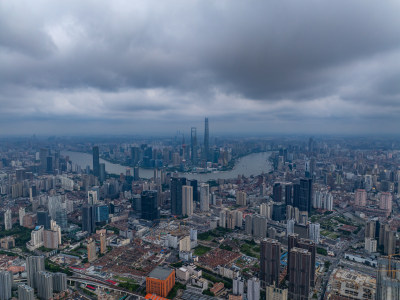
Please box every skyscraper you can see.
[182,185,193,216]
[189,179,198,202]
[37,271,53,300]
[100,232,106,254]
[288,247,312,300]
[40,148,48,172]
[309,223,320,244]
[204,117,209,161]
[260,238,281,288]
[171,177,186,216]
[82,205,95,234]
[93,146,100,177]
[247,278,260,300]
[87,238,97,262]
[26,256,45,289]
[141,190,159,221]
[0,271,12,300]
[191,127,197,165]
[37,209,51,230]
[99,163,106,182]
[299,178,312,213]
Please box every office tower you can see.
[293,183,300,208]
[131,146,141,166]
[189,179,198,202]
[247,278,260,300]
[133,166,140,181]
[287,219,295,236]
[377,257,400,299]
[87,238,97,262]
[200,183,210,212]
[288,247,311,300]
[82,205,95,234]
[355,189,367,207]
[171,177,186,216]
[191,127,198,165]
[299,178,312,213]
[37,271,53,300]
[204,117,210,161]
[141,190,159,221]
[99,163,106,182]
[285,184,293,206]
[236,191,247,206]
[273,183,282,202]
[0,271,12,300]
[100,233,106,254]
[272,202,286,221]
[26,256,45,289]
[309,223,320,244]
[55,210,67,230]
[3,209,12,231]
[37,209,51,230]
[93,146,100,177]
[46,156,53,173]
[182,185,193,216]
[260,238,281,288]
[88,190,98,205]
[40,148,48,172]
[19,207,25,226]
[95,204,109,223]
[287,234,316,288]
[52,272,67,293]
[233,277,245,296]
[384,229,396,255]
[18,284,34,300]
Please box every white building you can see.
[309,223,320,244]
[4,209,12,231]
[247,278,260,300]
[365,237,377,253]
[200,183,210,212]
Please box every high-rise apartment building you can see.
[260,238,281,288]
[182,185,193,216]
[18,284,34,300]
[355,189,367,207]
[87,238,97,262]
[288,247,312,300]
[309,223,320,244]
[52,272,67,293]
[19,207,25,226]
[200,183,210,212]
[4,209,12,231]
[236,191,247,206]
[247,278,260,300]
[37,271,53,300]
[26,256,45,289]
[100,232,107,254]
[0,271,12,300]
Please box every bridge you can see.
[68,276,145,299]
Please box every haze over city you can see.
[1,1,400,135]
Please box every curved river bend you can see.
[62,151,272,181]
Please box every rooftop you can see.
[147,266,173,280]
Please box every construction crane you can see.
[383,254,400,278]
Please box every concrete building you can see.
[260,238,281,288]
[18,284,34,300]
[0,271,12,300]
[179,236,191,252]
[287,219,295,236]
[87,238,97,262]
[288,247,311,300]
[365,237,377,253]
[26,256,45,289]
[355,189,367,207]
[182,185,193,216]
[52,272,67,293]
[236,191,247,206]
[377,257,400,300]
[100,232,107,254]
[232,277,245,296]
[43,229,59,249]
[265,285,288,300]
[247,278,260,300]
[37,271,53,300]
[327,268,375,300]
[146,266,175,297]
[200,183,210,212]
[3,209,12,231]
[19,207,25,226]
[308,223,320,244]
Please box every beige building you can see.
[100,233,107,254]
[87,238,97,262]
[236,191,247,206]
[266,285,288,300]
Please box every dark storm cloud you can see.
[1,0,400,135]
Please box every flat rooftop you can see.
[148,266,173,280]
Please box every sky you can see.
[1,0,400,136]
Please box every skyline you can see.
[1,1,400,135]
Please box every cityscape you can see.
[1,1,400,300]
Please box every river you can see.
[61,151,272,181]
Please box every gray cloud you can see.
[1,0,400,135]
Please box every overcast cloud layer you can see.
[1,0,400,136]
